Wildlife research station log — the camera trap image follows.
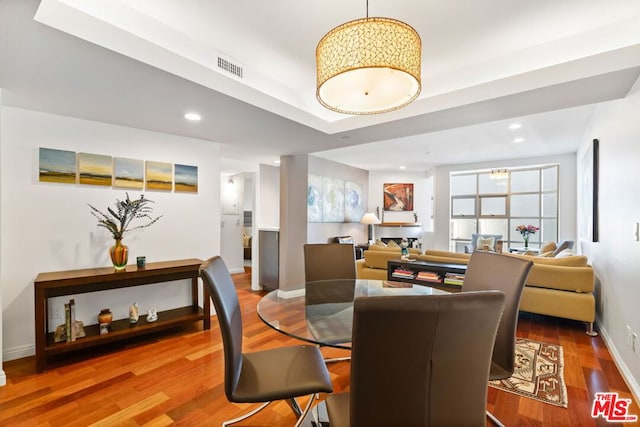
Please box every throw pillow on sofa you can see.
[373,239,387,248]
[386,239,400,248]
[537,251,555,257]
[476,236,495,252]
[555,248,575,258]
[539,241,557,254]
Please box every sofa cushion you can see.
[368,245,420,254]
[363,250,400,270]
[504,252,588,267]
[540,241,557,254]
[526,264,594,292]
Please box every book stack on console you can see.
[443,272,465,286]
[415,271,442,283]
[391,267,415,280]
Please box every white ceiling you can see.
[2,0,640,171]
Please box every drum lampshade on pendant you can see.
[316,12,421,115]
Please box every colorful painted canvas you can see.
[344,181,364,222]
[322,177,344,222]
[113,157,144,189]
[174,164,198,193]
[78,153,112,186]
[307,174,323,222]
[146,161,173,191]
[39,148,76,183]
[384,183,414,211]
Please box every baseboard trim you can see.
[3,343,35,362]
[228,267,245,274]
[597,320,640,405]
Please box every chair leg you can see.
[286,397,303,417]
[487,410,505,427]
[293,394,319,427]
[323,355,351,363]
[586,322,598,337]
[222,401,272,427]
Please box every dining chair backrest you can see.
[200,256,243,401]
[349,291,505,426]
[303,243,356,282]
[462,251,533,377]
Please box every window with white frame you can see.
[449,166,559,252]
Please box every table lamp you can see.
[360,212,381,245]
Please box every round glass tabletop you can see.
[257,279,449,349]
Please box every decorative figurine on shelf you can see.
[400,237,410,260]
[147,307,158,323]
[98,308,113,335]
[54,321,86,342]
[129,302,139,324]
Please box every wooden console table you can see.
[34,258,209,372]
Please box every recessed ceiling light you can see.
[513,137,525,143]
[184,112,202,121]
[508,123,522,130]
[399,166,406,170]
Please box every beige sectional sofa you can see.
[356,247,597,335]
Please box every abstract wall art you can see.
[383,183,414,211]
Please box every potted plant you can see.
[88,193,162,270]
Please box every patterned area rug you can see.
[489,338,568,408]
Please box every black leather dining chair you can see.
[326,291,506,427]
[303,243,356,362]
[303,243,356,282]
[200,256,333,427]
[462,251,533,426]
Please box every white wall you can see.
[431,154,577,251]
[0,90,5,386]
[369,171,432,244]
[253,163,280,290]
[220,174,245,274]
[0,107,221,362]
[577,83,640,400]
[307,156,370,244]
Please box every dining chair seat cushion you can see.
[325,392,350,427]
[231,345,333,402]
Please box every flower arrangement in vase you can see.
[88,193,162,270]
[515,224,539,248]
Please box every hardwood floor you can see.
[1,268,638,426]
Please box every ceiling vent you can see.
[217,56,243,79]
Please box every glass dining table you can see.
[257,279,449,348]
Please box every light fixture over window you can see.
[316,1,421,115]
[489,169,509,181]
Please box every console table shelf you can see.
[387,259,466,293]
[34,258,209,372]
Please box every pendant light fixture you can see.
[316,0,422,115]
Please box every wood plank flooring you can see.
[1,268,638,426]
